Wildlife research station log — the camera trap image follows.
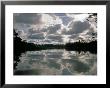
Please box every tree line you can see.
[14,30,97,55]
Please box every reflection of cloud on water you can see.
[61,59,90,74]
[15,49,97,75]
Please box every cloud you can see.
[66,13,89,22]
[14,13,42,24]
[47,34,63,42]
[68,21,91,34]
[43,39,52,43]
[69,34,79,39]
[64,19,96,42]
[28,28,41,34]
[14,13,97,44]
[54,13,72,25]
[28,33,45,39]
[47,24,61,34]
[14,23,31,31]
[40,13,63,27]
[61,20,91,36]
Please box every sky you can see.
[14,13,97,44]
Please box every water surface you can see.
[14,49,97,75]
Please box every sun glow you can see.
[62,35,70,43]
[41,14,62,27]
[74,14,89,22]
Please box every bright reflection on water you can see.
[14,49,97,75]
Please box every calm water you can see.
[14,49,97,75]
